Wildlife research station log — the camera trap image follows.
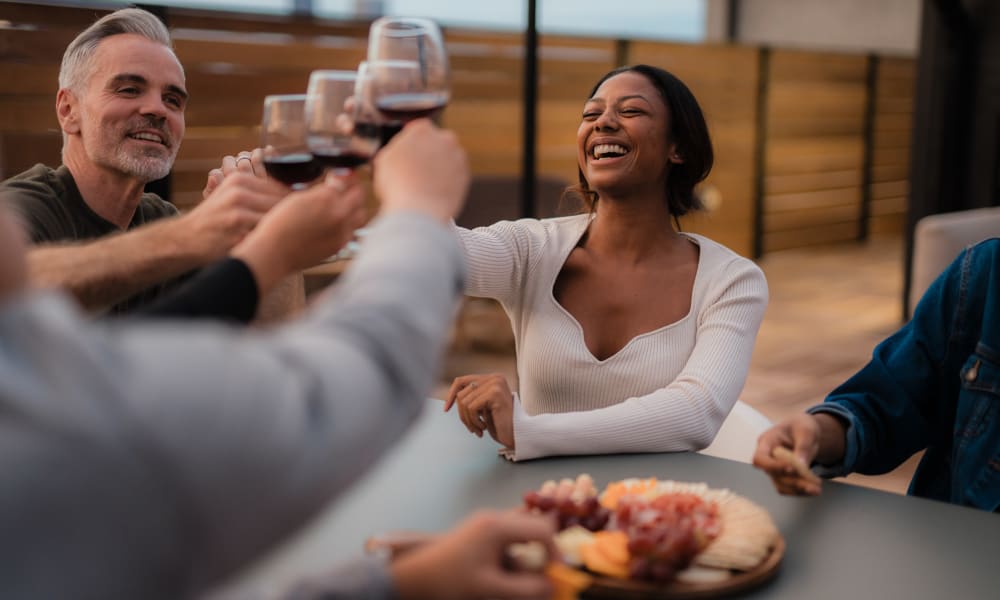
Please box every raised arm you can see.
[0,121,471,597]
[23,173,287,312]
[453,218,555,305]
[137,174,367,322]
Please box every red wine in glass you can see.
[312,149,372,170]
[263,153,322,186]
[355,121,401,148]
[375,93,447,123]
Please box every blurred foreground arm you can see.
[289,511,557,600]
[0,120,470,599]
[390,511,555,600]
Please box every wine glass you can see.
[366,17,450,140]
[260,94,322,188]
[305,69,380,172]
[351,61,392,148]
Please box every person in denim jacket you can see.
[754,238,1000,511]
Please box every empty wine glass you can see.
[306,69,379,173]
[260,94,322,188]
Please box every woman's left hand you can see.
[445,373,515,449]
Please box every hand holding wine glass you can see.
[374,119,469,224]
[306,70,380,172]
[260,94,323,188]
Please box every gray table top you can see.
[228,399,1000,599]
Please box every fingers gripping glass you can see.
[305,69,380,173]
[260,94,322,188]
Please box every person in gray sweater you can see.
[0,120,556,600]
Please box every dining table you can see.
[221,398,1000,599]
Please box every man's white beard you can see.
[114,145,176,182]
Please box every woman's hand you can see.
[445,373,515,449]
[389,510,556,600]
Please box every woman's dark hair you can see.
[565,64,714,218]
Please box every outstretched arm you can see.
[135,174,367,323]
[0,120,471,597]
[25,174,287,312]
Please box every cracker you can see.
[772,446,821,485]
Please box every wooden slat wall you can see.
[628,41,761,256]
[763,50,868,253]
[0,2,915,257]
[870,57,915,235]
[442,29,523,176]
[536,35,617,183]
[0,5,109,179]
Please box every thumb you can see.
[789,427,817,466]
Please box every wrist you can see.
[169,212,214,263]
[812,412,848,466]
[389,549,440,600]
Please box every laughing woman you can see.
[444,64,768,461]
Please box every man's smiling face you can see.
[70,33,187,182]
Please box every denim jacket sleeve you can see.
[809,239,1000,498]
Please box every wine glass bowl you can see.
[369,59,449,122]
[260,94,323,187]
[305,69,379,172]
[367,16,449,70]
[366,17,450,143]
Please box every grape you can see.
[521,485,610,532]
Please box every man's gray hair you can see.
[58,8,175,93]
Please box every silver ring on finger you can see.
[236,155,255,174]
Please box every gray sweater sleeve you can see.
[0,211,463,599]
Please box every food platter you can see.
[535,476,784,600]
[366,475,785,599]
[579,534,784,599]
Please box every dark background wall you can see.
[905,0,1000,313]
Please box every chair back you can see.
[699,400,772,464]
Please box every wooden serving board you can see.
[580,535,785,599]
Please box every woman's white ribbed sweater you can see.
[455,214,768,461]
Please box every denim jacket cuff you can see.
[806,404,860,478]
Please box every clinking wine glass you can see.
[260,94,322,188]
[305,69,380,172]
[351,61,393,149]
[366,59,448,143]
[366,16,450,142]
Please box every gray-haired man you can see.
[0,8,292,316]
